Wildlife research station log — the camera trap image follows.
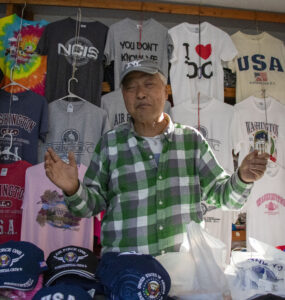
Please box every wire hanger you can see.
[0,132,22,161]
[53,8,86,103]
[1,2,29,92]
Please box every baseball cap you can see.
[120,59,166,85]
[32,284,93,300]
[44,245,98,286]
[0,241,47,291]
[96,251,171,300]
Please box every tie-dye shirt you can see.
[0,14,48,95]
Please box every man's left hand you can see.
[238,150,270,183]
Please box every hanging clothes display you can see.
[228,31,285,104]
[168,21,238,105]
[0,89,48,165]
[0,160,31,243]
[0,14,48,96]
[101,88,172,129]
[171,97,237,262]
[232,96,285,173]
[20,163,93,259]
[36,17,108,106]
[244,165,285,251]
[104,17,173,89]
[38,99,110,166]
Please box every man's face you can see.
[122,71,168,124]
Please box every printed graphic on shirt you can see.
[0,15,47,95]
[36,190,81,230]
[237,54,284,87]
[57,36,99,67]
[245,122,278,160]
[256,193,285,216]
[194,125,221,152]
[114,112,131,127]
[183,42,213,79]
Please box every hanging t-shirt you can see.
[104,18,173,89]
[168,22,238,105]
[101,88,172,129]
[36,17,108,105]
[228,31,285,104]
[38,99,110,166]
[21,162,93,258]
[0,160,31,243]
[245,165,285,252]
[232,96,285,174]
[0,89,48,165]
[0,14,48,96]
[171,97,236,262]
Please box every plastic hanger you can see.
[0,132,22,161]
[53,77,86,102]
[1,66,29,91]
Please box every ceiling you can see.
[160,0,285,13]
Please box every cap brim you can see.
[120,67,159,85]
[0,273,39,291]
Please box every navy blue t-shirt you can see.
[0,89,48,165]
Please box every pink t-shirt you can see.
[21,162,93,258]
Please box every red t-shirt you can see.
[0,160,31,243]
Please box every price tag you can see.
[1,168,8,176]
[67,103,73,113]
[12,95,19,101]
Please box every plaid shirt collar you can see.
[128,113,174,142]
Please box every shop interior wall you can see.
[0,4,284,43]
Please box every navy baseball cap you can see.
[44,245,98,286]
[120,59,166,85]
[96,252,171,300]
[32,284,93,299]
[0,241,47,291]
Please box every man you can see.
[45,59,269,257]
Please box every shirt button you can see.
[161,250,165,254]
[149,155,153,159]
[158,175,162,180]
[159,201,163,205]
[159,225,163,230]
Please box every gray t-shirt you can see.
[36,17,108,106]
[104,18,173,89]
[38,99,110,166]
[101,88,172,129]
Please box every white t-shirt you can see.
[232,96,285,174]
[245,165,285,252]
[169,21,237,105]
[21,162,93,259]
[228,31,285,104]
[171,97,237,262]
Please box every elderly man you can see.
[45,59,269,257]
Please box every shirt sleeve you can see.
[36,25,49,55]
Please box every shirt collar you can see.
[127,113,174,142]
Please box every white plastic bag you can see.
[156,221,230,298]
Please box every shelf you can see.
[1,0,285,23]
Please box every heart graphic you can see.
[195,44,212,60]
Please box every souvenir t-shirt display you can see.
[232,96,285,173]
[0,89,48,165]
[0,160,31,243]
[21,163,93,258]
[38,99,110,166]
[168,21,238,105]
[171,97,236,261]
[0,14,48,96]
[36,18,108,106]
[245,165,285,252]
[228,31,285,104]
[101,88,172,129]
[104,17,173,89]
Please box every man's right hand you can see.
[44,148,79,196]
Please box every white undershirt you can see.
[142,135,163,165]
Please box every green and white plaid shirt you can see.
[65,116,252,256]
